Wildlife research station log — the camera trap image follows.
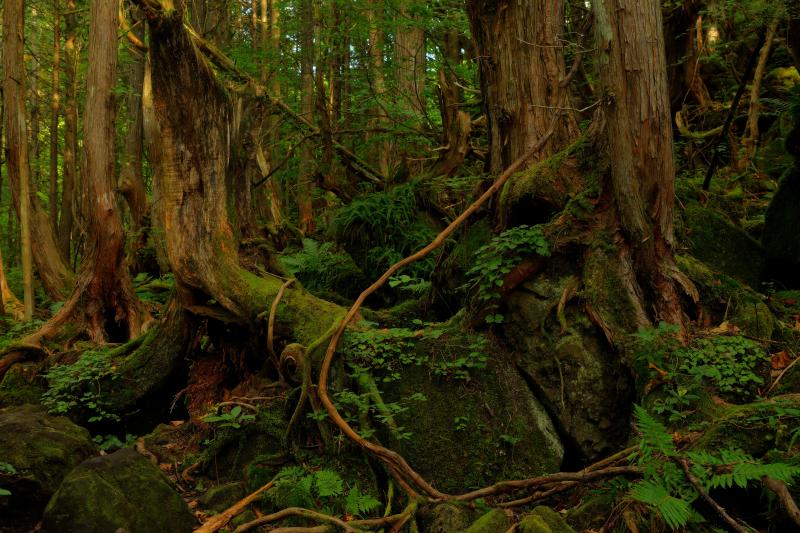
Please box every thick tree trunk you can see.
[0,247,23,320]
[142,0,340,341]
[42,0,148,343]
[594,0,694,326]
[467,0,579,176]
[395,2,426,119]
[59,0,79,260]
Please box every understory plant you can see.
[41,348,119,422]
[630,405,800,530]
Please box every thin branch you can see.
[678,458,750,533]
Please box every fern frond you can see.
[631,480,693,530]
[634,405,676,457]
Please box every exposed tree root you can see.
[763,476,800,528]
[194,477,277,533]
[267,277,295,374]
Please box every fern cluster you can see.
[264,466,381,519]
[279,238,366,299]
[630,405,800,530]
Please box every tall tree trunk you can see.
[467,0,579,175]
[594,0,695,326]
[0,247,23,320]
[366,0,389,176]
[4,0,39,319]
[41,0,148,343]
[59,0,79,260]
[395,1,426,118]
[50,0,62,234]
[297,0,316,234]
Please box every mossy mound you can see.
[419,502,479,533]
[462,508,512,532]
[680,203,765,288]
[0,363,45,407]
[677,255,775,339]
[379,349,563,493]
[0,404,98,528]
[41,448,196,533]
[519,506,576,533]
[689,394,800,457]
[504,259,634,461]
[199,481,247,514]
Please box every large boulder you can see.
[377,342,564,493]
[763,166,800,287]
[41,448,196,533]
[518,506,576,533]
[0,404,97,528]
[504,261,634,462]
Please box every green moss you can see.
[0,363,45,406]
[681,203,765,287]
[41,448,196,533]
[519,506,576,533]
[199,482,247,513]
[566,490,617,532]
[463,509,512,533]
[421,502,479,533]
[0,405,98,528]
[690,395,800,457]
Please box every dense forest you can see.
[1,0,800,531]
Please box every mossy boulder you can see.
[0,404,98,527]
[504,260,634,461]
[519,506,575,533]
[419,502,479,533]
[378,344,563,493]
[681,203,764,287]
[690,395,800,457]
[41,448,195,533]
[0,363,45,407]
[462,508,512,532]
[199,481,247,514]
[677,255,775,339]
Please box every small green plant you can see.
[279,238,365,298]
[264,466,381,518]
[465,224,550,323]
[202,405,256,429]
[41,348,119,422]
[93,433,136,452]
[454,416,469,431]
[0,462,16,497]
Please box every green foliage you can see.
[631,324,770,421]
[41,348,119,422]
[630,405,800,530]
[265,466,380,518]
[202,405,256,430]
[465,224,550,323]
[279,239,366,299]
[329,182,437,284]
[93,433,135,452]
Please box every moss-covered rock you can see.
[518,506,575,533]
[41,448,196,533]
[565,490,617,532]
[681,203,765,287]
[677,255,775,339]
[690,395,800,457]
[504,259,634,461]
[419,502,478,533]
[0,404,98,528]
[462,508,512,532]
[199,481,247,514]
[378,343,563,492]
[0,363,45,407]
